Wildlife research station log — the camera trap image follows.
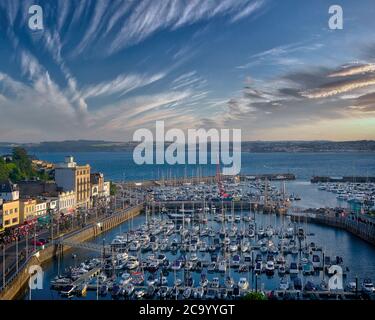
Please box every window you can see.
[12,218,18,223]
[5,220,10,225]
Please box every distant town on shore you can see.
[0,140,374,153]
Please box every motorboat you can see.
[134,288,145,299]
[171,260,183,271]
[126,257,139,270]
[210,277,220,288]
[200,275,209,287]
[146,275,158,286]
[265,261,275,275]
[238,278,249,290]
[193,287,205,299]
[174,278,182,287]
[206,288,217,299]
[229,244,238,252]
[289,262,299,274]
[231,254,241,267]
[254,262,262,274]
[278,265,286,275]
[218,260,227,273]
[362,278,374,293]
[225,276,234,289]
[302,262,314,275]
[99,284,108,297]
[158,276,168,286]
[124,283,135,296]
[293,277,302,290]
[207,262,217,273]
[279,277,289,290]
[312,254,321,269]
[183,287,192,299]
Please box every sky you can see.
[0,0,375,142]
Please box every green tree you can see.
[110,182,117,196]
[243,291,267,300]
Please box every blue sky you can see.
[0,0,375,142]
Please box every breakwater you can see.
[0,205,143,300]
[311,176,375,183]
[121,173,296,188]
[290,213,375,246]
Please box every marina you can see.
[22,179,375,301]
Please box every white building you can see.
[35,200,47,217]
[0,180,19,201]
[58,191,76,214]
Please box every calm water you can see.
[24,211,375,300]
[11,151,375,181]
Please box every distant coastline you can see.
[0,140,374,153]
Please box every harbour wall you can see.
[0,205,143,300]
[290,214,375,246]
[120,173,296,188]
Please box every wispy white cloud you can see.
[82,72,166,99]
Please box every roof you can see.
[0,180,19,193]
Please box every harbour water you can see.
[23,208,375,300]
[12,151,374,300]
[14,151,375,181]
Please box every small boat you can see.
[304,281,316,291]
[346,281,357,292]
[225,276,234,289]
[126,257,139,270]
[174,278,182,287]
[158,276,168,286]
[124,283,135,296]
[193,287,205,299]
[293,277,302,290]
[200,275,209,287]
[134,288,146,299]
[99,284,108,297]
[265,261,275,275]
[157,286,170,298]
[183,287,192,299]
[239,264,249,273]
[218,260,227,273]
[312,254,321,269]
[362,278,374,293]
[111,284,123,298]
[254,262,262,274]
[232,254,241,267]
[289,262,299,274]
[279,277,289,290]
[278,265,286,275]
[210,277,220,288]
[206,288,217,299]
[207,262,217,273]
[238,278,249,290]
[229,244,238,252]
[171,260,182,271]
[302,262,314,276]
[145,285,156,298]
